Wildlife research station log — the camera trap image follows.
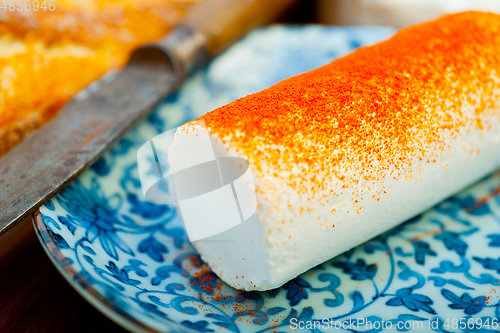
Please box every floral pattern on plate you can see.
[35,25,500,333]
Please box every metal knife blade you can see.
[0,0,299,235]
[0,48,180,235]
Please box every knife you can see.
[0,0,298,235]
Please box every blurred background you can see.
[317,0,500,27]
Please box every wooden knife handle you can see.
[181,0,299,57]
[133,0,299,79]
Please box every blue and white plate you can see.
[35,25,500,333]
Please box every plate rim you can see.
[33,210,160,333]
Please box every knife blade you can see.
[0,0,299,235]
